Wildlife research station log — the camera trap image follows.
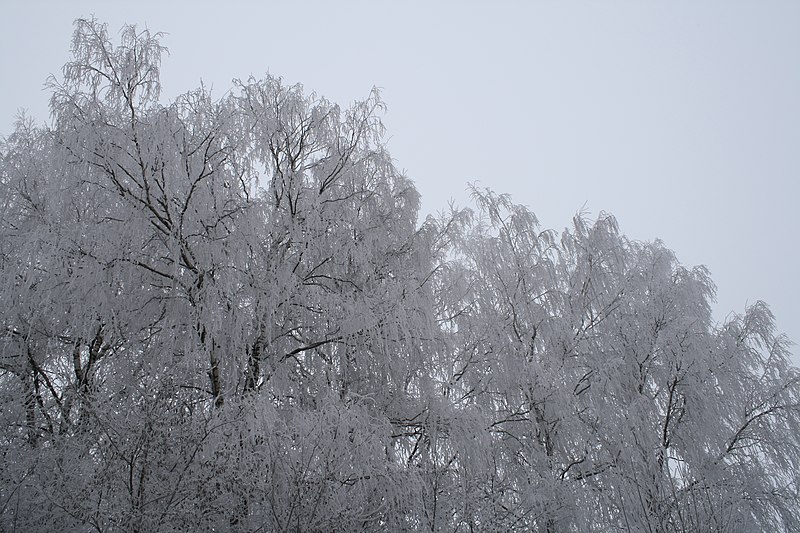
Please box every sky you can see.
[1,1,798,361]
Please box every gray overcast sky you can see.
[2,1,798,360]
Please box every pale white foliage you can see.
[0,18,798,533]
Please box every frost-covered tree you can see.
[1,18,798,533]
[427,190,800,532]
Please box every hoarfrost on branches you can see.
[1,18,798,532]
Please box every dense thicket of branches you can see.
[1,20,799,532]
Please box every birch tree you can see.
[1,17,798,533]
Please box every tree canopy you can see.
[1,19,798,532]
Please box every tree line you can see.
[1,19,798,532]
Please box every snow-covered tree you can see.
[1,18,798,532]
